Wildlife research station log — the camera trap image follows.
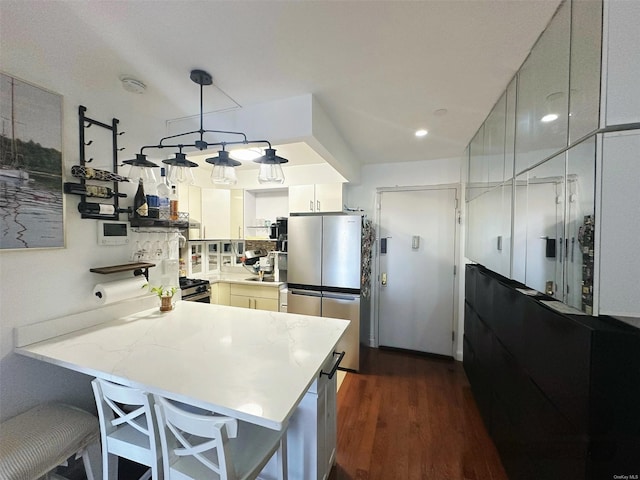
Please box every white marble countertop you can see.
[15,301,348,430]
[195,271,286,288]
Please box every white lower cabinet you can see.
[229,284,279,312]
[211,282,282,311]
[262,353,337,480]
[209,282,230,305]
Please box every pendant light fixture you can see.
[163,152,198,185]
[254,148,288,184]
[205,148,241,185]
[122,153,159,183]
[125,69,288,185]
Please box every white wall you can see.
[345,156,466,359]
[0,108,155,422]
[0,52,175,422]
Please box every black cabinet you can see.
[464,264,640,479]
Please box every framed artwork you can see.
[0,72,64,249]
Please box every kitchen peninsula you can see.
[14,299,348,480]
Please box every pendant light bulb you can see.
[144,167,157,184]
[128,165,143,181]
[163,153,197,184]
[205,149,241,185]
[211,164,238,185]
[257,162,285,184]
[254,148,287,184]
[169,165,195,185]
[168,165,181,184]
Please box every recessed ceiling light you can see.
[541,113,559,123]
[415,129,428,137]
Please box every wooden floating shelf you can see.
[129,218,188,229]
[90,262,155,275]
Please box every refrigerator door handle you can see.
[289,289,322,297]
[322,292,359,301]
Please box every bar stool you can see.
[0,403,99,480]
[91,378,162,480]
[154,395,288,480]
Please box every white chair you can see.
[154,395,288,480]
[91,378,162,480]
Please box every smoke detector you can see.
[119,76,146,94]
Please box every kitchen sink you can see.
[245,276,276,282]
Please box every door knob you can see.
[381,272,387,286]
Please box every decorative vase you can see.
[160,295,174,312]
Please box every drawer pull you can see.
[320,351,345,379]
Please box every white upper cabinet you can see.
[598,131,640,316]
[289,185,316,213]
[289,184,344,214]
[178,185,202,238]
[201,188,231,239]
[485,93,507,185]
[315,183,344,212]
[467,125,485,201]
[188,186,202,239]
[569,0,602,141]
[515,0,570,175]
[603,0,640,125]
[465,0,620,314]
[230,189,243,240]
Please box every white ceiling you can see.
[1,0,562,173]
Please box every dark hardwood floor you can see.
[59,347,506,480]
[329,347,508,480]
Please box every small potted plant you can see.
[149,285,177,312]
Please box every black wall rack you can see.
[77,105,125,220]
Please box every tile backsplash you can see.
[246,239,277,252]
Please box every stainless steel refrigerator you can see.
[287,214,361,371]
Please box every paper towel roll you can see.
[93,276,149,305]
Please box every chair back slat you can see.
[154,396,237,479]
[91,378,162,480]
[103,397,150,435]
[161,398,238,438]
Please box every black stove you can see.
[179,277,211,302]
[179,277,209,289]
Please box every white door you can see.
[378,188,457,356]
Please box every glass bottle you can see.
[133,179,148,217]
[77,202,116,215]
[64,182,126,198]
[145,181,159,219]
[169,185,179,221]
[157,168,171,220]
